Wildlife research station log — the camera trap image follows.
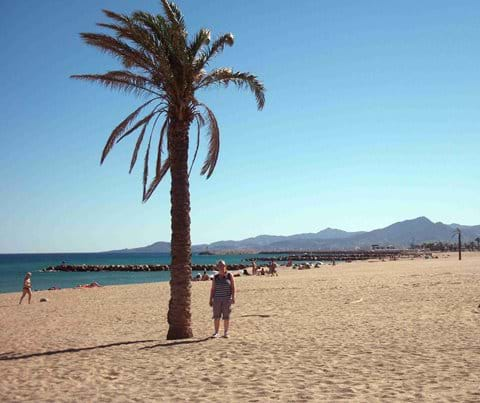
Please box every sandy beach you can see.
[1,253,479,402]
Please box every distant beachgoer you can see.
[76,281,102,289]
[209,260,235,338]
[252,260,257,276]
[260,267,265,275]
[243,269,250,276]
[269,260,278,276]
[201,269,210,281]
[19,272,32,304]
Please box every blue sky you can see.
[1,0,479,252]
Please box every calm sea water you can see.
[0,253,280,294]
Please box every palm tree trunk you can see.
[166,115,193,340]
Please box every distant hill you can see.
[105,241,208,254]
[449,224,480,240]
[335,216,458,249]
[105,216,480,253]
[104,241,171,254]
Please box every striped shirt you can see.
[214,273,233,300]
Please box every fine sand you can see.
[1,253,479,402]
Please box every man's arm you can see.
[209,278,215,306]
[230,273,236,304]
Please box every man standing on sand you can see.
[209,260,235,338]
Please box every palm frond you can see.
[156,117,170,171]
[100,98,158,164]
[168,2,186,29]
[142,133,154,198]
[78,33,153,70]
[141,118,171,202]
[110,70,156,89]
[194,33,234,71]
[94,21,167,83]
[129,121,149,173]
[71,72,157,97]
[160,0,186,31]
[197,69,265,110]
[188,28,210,59]
[96,19,162,66]
[195,111,205,127]
[142,158,170,202]
[97,14,162,60]
[102,9,129,24]
[116,110,159,144]
[129,101,167,175]
[157,1,188,65]
[131,11,167,40]
[130,12,179,63]
[189,115,203,176]
[199,104,220,179]
[128,12,186,94]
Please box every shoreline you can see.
[0,252,462,296]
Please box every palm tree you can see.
[72,0,265,339]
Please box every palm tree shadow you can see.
[0,339,158,361]
[140,337,212,350]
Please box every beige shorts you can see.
[212,299,232,320]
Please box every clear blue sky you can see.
[1,0,479,253]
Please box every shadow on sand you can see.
[140,337,212,350]
[0,339,158,361]
[0,336,217,360]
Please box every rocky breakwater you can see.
[41,263,248,273]
[251,250,423,262]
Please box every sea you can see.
[0,252,282,294]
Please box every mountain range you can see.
[107,217,480,253]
